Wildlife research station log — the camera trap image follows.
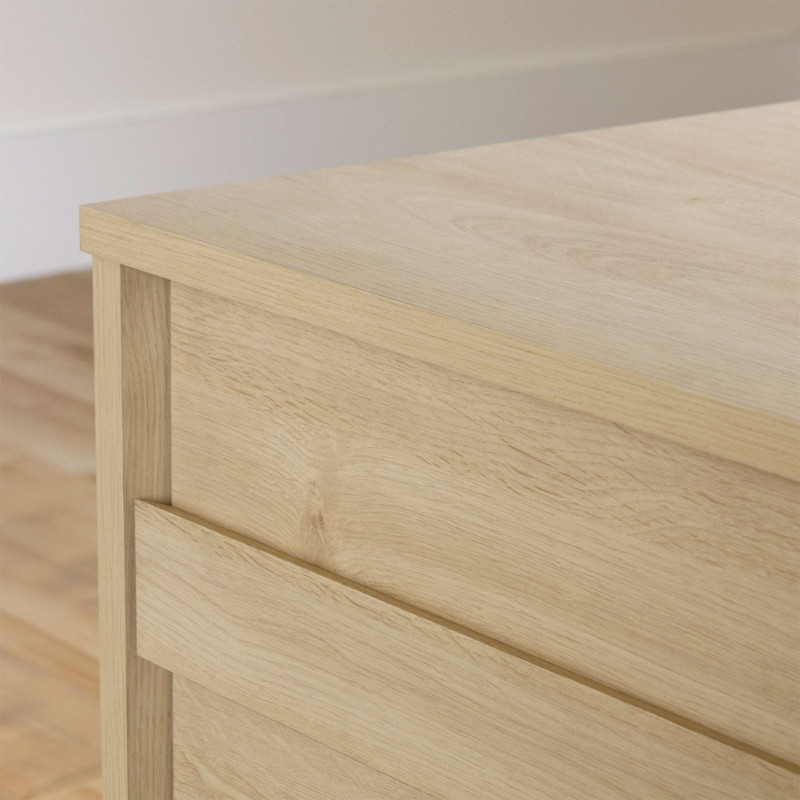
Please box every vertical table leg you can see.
[94,259,172,798]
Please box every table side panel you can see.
[79,207,799,480]
[169,283,799,764]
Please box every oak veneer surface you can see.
[173,678,429,800]
[135,501,798,800]
[92,261,172,799]
[171,281,799,765]
[81,102,800,479]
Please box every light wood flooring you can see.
[0,271,101,799]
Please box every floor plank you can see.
[0,305,93,406]
[0,613,99,799]
[0,451,98,659]
[35,775,102,800]
[0,271,100,799]
[0,370,94,475]
[0,271,93,339]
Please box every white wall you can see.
[3,0,799,137]
[1,1,799,282]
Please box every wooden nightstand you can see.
[81,102,799,799]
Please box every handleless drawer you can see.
[134,500,795,799]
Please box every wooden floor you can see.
[0,271,101,799]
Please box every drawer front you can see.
[135,501,796,799]
[170,282,799,763]
[174,677,428,799]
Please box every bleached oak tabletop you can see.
[81,101,800,480]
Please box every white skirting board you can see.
[2,40,798,284]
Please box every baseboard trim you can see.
[2,39,797,283]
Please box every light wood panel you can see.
[79,203,799,482]
[174,677,431,800]
[93,260,171,799]
[80,103,800,479]
[136,501,798,800]
[171,283,800,764]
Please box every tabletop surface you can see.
[83,102,799,425]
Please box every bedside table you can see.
[81,102,799,799]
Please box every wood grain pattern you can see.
[80,102,800,479]
[135,501,799,800]
[174,677,431,800]
[93,260,171,799]
[171,283,800,764]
